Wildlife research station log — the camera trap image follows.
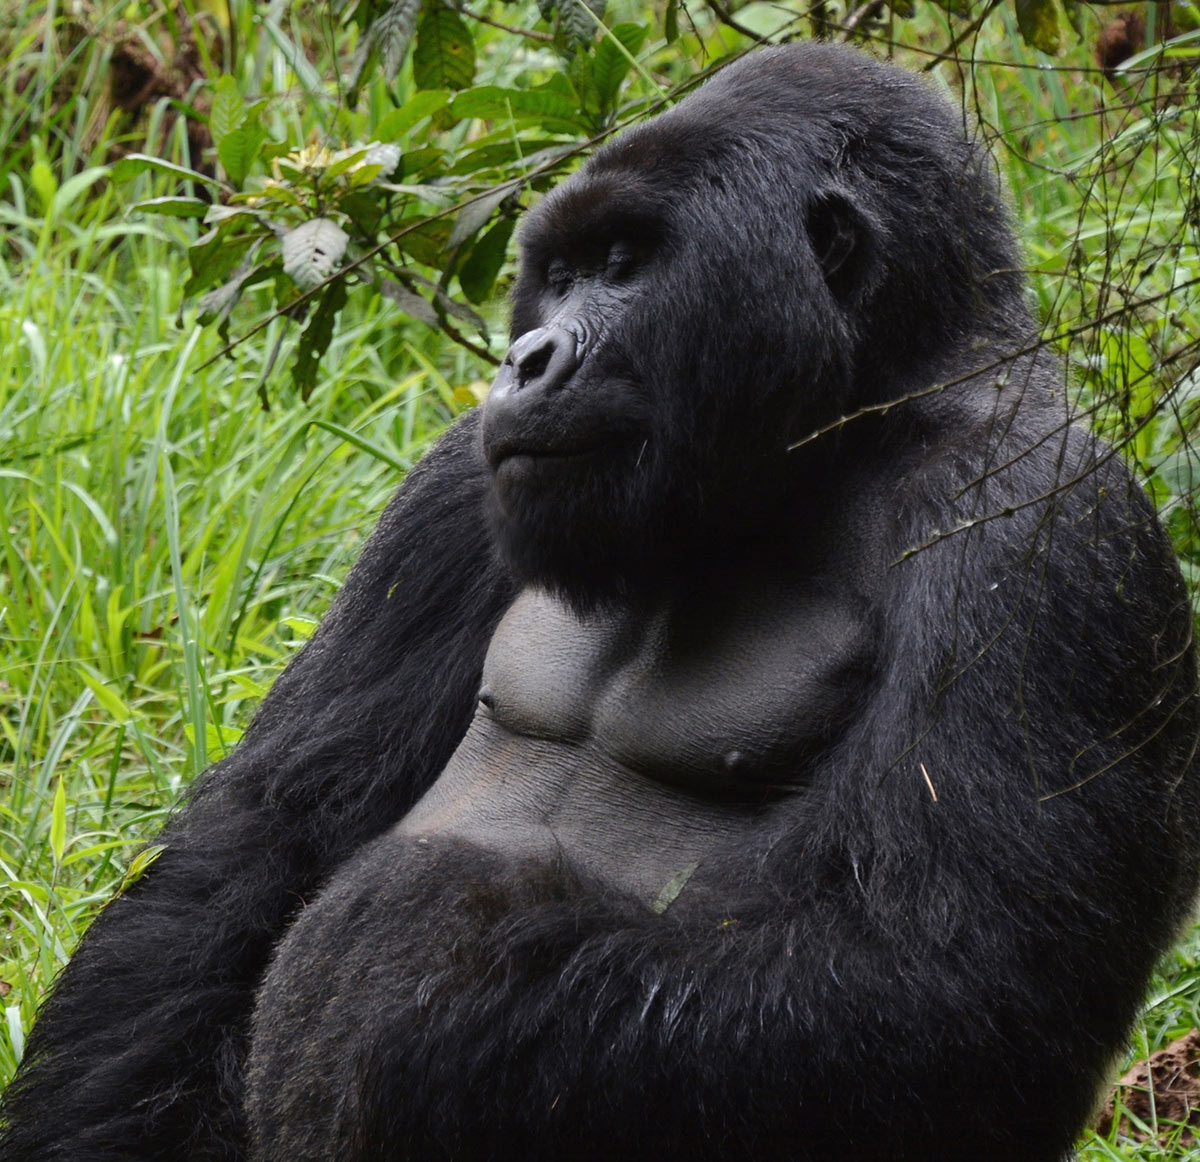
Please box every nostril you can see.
[514,338,553,386]
[507,327,580,393]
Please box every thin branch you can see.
[705,0,766,43]
[838,0,884,39]
[920,0,1003,72]
[460,7,555,42]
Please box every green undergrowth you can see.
[0,126,479,1080]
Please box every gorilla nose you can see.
[483,327,587,466]
[505,326,580,394]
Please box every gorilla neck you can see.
[490,450,834,614]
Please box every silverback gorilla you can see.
[3,42,1200,1162]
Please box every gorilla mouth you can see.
[486,439,614,469]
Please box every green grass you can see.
[2,1,1200,1157]
[0,106,477,1082]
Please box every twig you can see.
[460,8,555,43]
[705,0,766,43]
[840,0,888,38]
[839,0,884,38]
[920,0,1003,72]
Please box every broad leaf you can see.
[558,0,606,45]
[449,84,581,126]
[380,280,440,326]
[593,23,649,111]
[1015,0,1063,54]
[459,216,515,304]
[130,196,210,218]
[293,281,349,400]
[184,227,260,298]
[413,1,476,91]
[218,123,268,187]
[447,181,517,250]
[112,153,226,190]
[281,218,350,290]
[210,75,244,146]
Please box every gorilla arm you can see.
[0,412,517,1162]
[246,419,1199,1162]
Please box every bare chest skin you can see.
[398,568,876,906]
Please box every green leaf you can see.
[459,215,515,304]
[210,74,244,145]
[130,195,210,218]
[281,615,319,639]
[593,23,649,111]
[429,283,489,337]
[1059,0,1085,37]
[340,189,386,235]
[311,420,408,472]
[197,259,263,339]
[450,84,581,125]
[376,90,452,139]
[447,181,517,249]
[1014,0,1063,54]
[350,0,424,90]
[347,162,387,188]
[558,0,606,45]
[50,776,67,866]
[293,280,349,400]
[413,0,476,91]
[664,0,679,43]
[111,153,226,189]
[380,279,440,325]
[378,0,424,80]
[651,861,698,914]
[218,123,267,187]
[75,665,133,723]
[184,226,261,298]
[398,145,446,178]
[53,167,109,215]
[567,51,597,115]
[325,147,371,180]
[118,844,167,894]
[396,217,452,265]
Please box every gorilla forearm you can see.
[246,804,1112,1162]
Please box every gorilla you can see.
[2,41,1198,1162]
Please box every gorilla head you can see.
[3,40,1197,1162]
[482,46,1026,603]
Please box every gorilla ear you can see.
[807,193,869,301]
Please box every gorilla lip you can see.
[485,440,612,469]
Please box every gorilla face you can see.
[481,46,1023,605]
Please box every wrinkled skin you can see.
[3,42,1199,1162]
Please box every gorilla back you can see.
[4,42,1199,1162]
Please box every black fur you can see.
[3,43,1198,1162]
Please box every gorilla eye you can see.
[605,244,638,279]
[545,258,573,293]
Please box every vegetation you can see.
[1,0,1198,1153]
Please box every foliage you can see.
[106,4,658,403]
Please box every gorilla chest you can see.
[481,586,871,785]
[399,584,873,901]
